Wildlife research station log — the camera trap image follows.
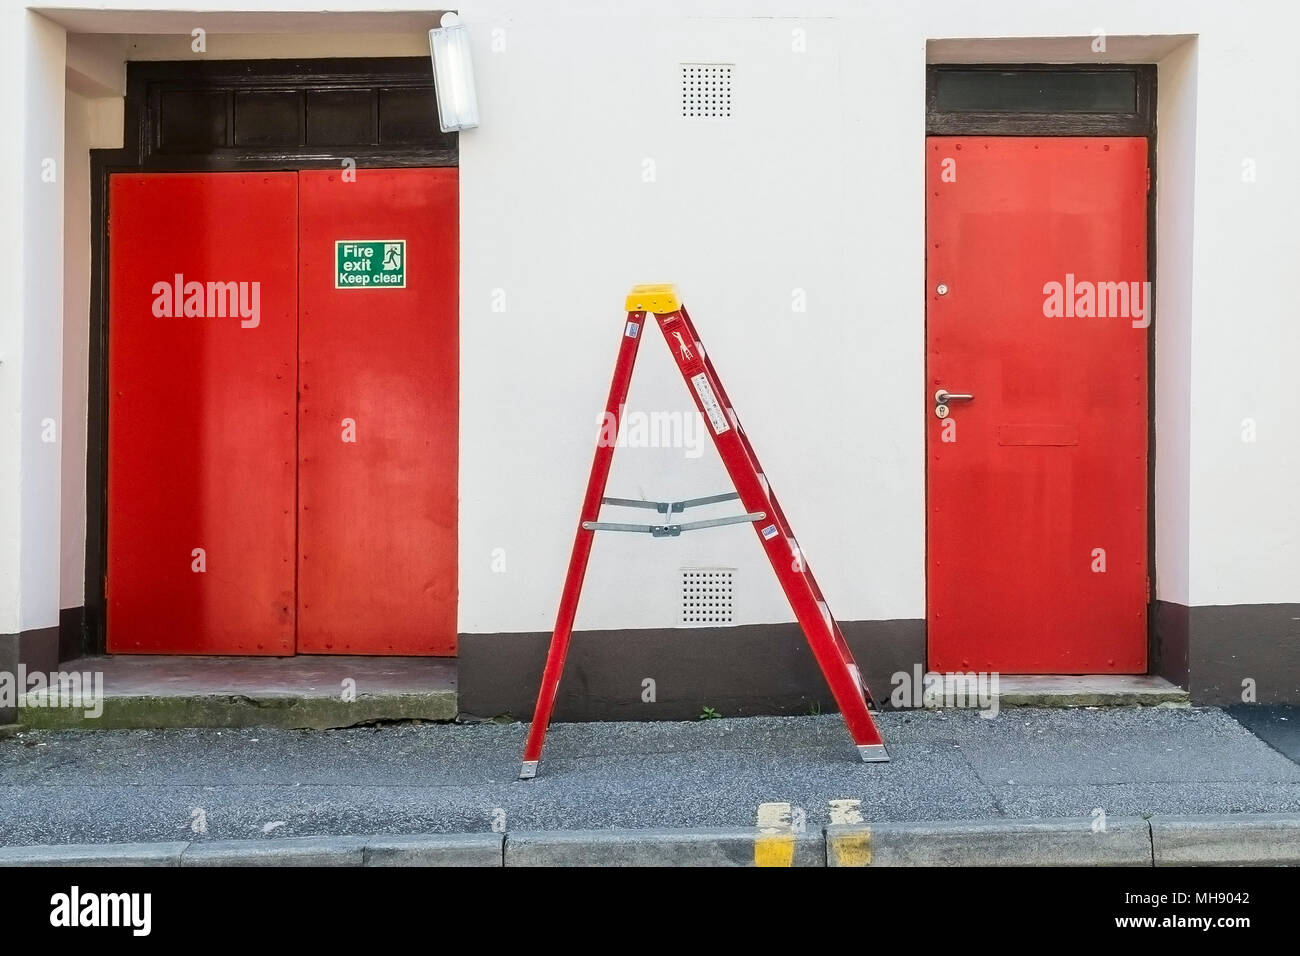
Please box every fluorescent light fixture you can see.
[429,12,480,132]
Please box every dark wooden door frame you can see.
[926,63,1156,135]
[81,57,457,657]
[923,63,1161,675]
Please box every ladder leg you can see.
[654,306,889,762]
[789,604,887,759]
[517,525,592,779]
[520,312,647,779]
[751,519,887,758]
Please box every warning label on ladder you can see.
[691,373,730,434]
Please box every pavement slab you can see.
[1,707,1298,847]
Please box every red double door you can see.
[927,138,1149,674]
[106,169,458,655]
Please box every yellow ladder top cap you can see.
[625,283,681,313]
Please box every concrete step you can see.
[991,674,1189,708]
[17,655,457,730]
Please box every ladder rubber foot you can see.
[857,743,890,763]
[518,760,539,780]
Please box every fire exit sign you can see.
[335,240,406,289]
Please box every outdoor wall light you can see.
[429,12,480,132]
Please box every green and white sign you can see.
[335,240,406,289]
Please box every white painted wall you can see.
[22,10,67,631]
[0,8,26,635]
[60,88,92,612]
[456,0,1300,630]
[0,10,66,635]
[19,0,1300,645]
[1154,40,1198,608]
[1183,23,1300,605]
[456,10,927,633]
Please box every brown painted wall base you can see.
[16,626,59,674]
[0,634,14,725]
[8,602,1292,726]
[1152,600,1190,689]
[1155,600,1300,705]
[60,607,86,663]
[0,625,59,723]
[463,603,1300,719]
[1186,603,1300,706]
[459,620,926,721]
[1,615,84,723]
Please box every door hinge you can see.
[1145,167,1151,194]
[1145,575,1151,603]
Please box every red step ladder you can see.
[519,284,889,778]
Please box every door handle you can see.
[935,389,974,405]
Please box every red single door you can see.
[296,168,459,654]
[926,138,1148,673]
[107,172,298,654]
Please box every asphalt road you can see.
[2,707,1299,846]
[1227,704,1300,763]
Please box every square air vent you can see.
[680,568,735,625]
[681,63,733,119]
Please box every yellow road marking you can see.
[828,829,873,867]
[754,801,795,867]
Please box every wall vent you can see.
[680,63,733,119]
[680,568,735,625]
